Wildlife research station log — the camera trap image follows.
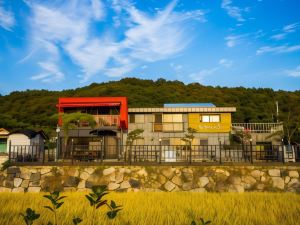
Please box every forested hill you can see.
[0,78,299,139]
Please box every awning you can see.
[90,129,118,136]
[57,103,120,107]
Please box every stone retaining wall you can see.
[0,165,299,193]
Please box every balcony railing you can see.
[94,115,120,127]
[231,123,283,133]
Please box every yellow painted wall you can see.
[188,113,231,133]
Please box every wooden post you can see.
[71,139,74,164]
[189,144,192,164]
[219,141,222,164]
[8,140,11,163]
[159,142,162,164]
[282,142,285,164]
[250,140,253,164]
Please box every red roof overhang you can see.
[56,103,120,107]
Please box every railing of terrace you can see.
[8,143,300,164]
[231,123,283,133]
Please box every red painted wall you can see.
[57,97,128,129]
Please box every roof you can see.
[164,103,215,107]
[0,128,9,136]
[9,129,48,140]
[128,107,236,113]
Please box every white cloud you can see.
[256,45,300,55]
[271,22,299,40]
[285,65,300,77]
[225,35,241,47]
[0,3,15,30]
[170,62,183,71]
[91,0,105,20]
[283,22,298,33]
[30,61,64,82]
[219,58,233,68]
[189,58,233,82]
[271,33,286,41]
[24,0,205,82]
[221,0,245,22]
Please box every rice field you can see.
[0,192,299,225]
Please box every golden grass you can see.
[0,192,299,225]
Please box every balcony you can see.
[231,123,283,133]
[93,115,120,127]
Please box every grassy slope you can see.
[0,192,299,225]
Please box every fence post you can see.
[129,146,132,165]
[219,141,222,164]
[282,142,285,164]
[159,139,162,164]
[8,140,11,163]
[71,139,74,165]
[189,144,192,164]
[42,145,45,164]
[250,140,253,164]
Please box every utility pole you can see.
[276,101,279,123]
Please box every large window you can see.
[201,115,220,123]
[129,114,145,124]
[163,114,183,132]
[163,114,183,123]
[154,114,163,132]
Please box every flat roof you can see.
[128,107,236,113]
[164,103,215,107]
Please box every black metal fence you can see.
[8,143,300,164]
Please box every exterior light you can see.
[55,126,61,162]
[56,127,61,133]
[250,139,252,142]
[159,138,162,142]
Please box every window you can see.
[163,114,183,123]
[135,114,145,123]
[129,114,135,123]
[129,114,144,123]
[202,115,210,122]
[154,114,162,123]
[201,115,220,123]
[154,124,163,132]
[200,139,208,145]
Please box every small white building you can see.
[7,130,48,161]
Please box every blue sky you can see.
[0,0,300,94]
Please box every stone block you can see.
[272,177,284,190]
[164,181,176,192]
[21,180,29,188]
[268,169,281,177]
[103,167,115,176]
[108,182,120,191]
[63,176,80,187]
[12,187,24,193]
[27,187,41,193]
[172,175,183,186]
[120,181,131,189]
[198,177,209,187]
[289,171,299,178]
[129,179,140,188]
[84,167,95,175]
[80,172,90,180]
[30,173,41,182]
[0,187,11,192]
[7,167,21,174]
[14,178,23,188]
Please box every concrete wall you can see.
[1,165,299,193]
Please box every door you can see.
[104,136,118,159]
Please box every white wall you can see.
[6,134,44,155]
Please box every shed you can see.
[7,129,48,156]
